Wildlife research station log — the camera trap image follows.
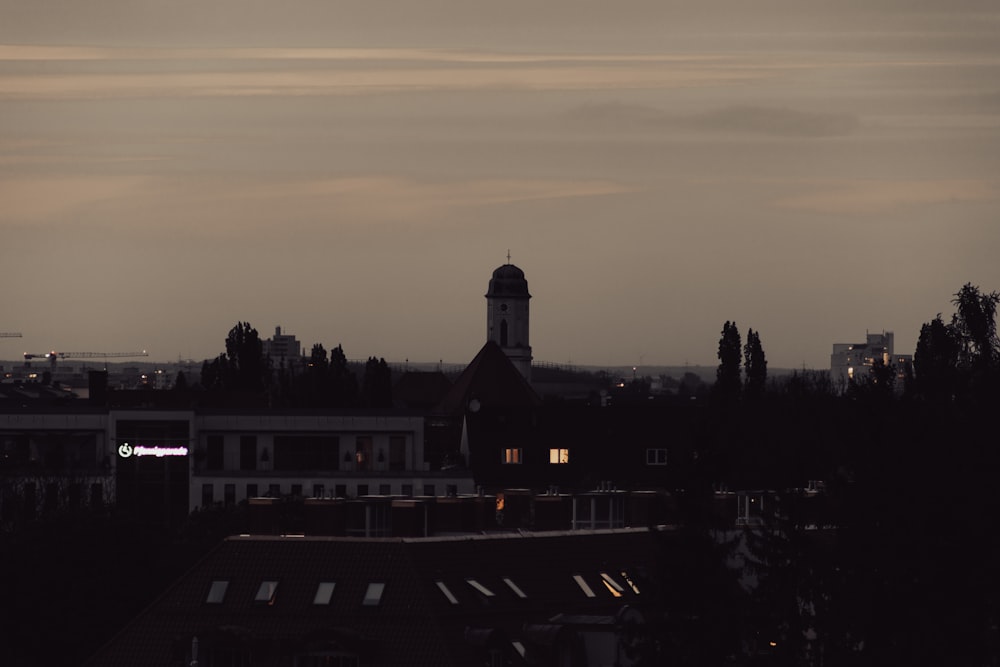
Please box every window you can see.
[645,448,667,466]
[379,484,391,496]
[206,435,224,471]
[466,579,495,597]
[90,482,103,509]
[549,448,569,464]
[402,484,413,497]
[503,448,522,464]
[357,484,369,497]
[239,435,257,471]
[255,580,278,605]
[247,483,259,499]
[273,435,339,471]
[502,577,527,599]
[202,483,214,507]
[335,484,347,498]
[600,572,625,598]
[313,484,326,498]
[268,483,281,497]
[436,581,459,605]
[313,582,336,605]
[291,484,303,498]
[224,484,236,507]
[355,436,373,472]
[389,436,406,471]
[206,580,229,604]
[573,575,597,598]
[362,582,385,606]
[423,484,435,497]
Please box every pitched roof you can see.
[86,529,661,667]
[435,341,541,415]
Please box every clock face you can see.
[499,303,508,312]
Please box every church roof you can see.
[486,263,530,298]
[434,341,541,415]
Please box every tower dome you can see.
[486,264,531,299]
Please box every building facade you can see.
[831,330,912,389]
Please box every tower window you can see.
[500,319,508,347]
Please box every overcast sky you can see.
[2,1,999,370]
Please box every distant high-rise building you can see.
[831,330,912,389]
[486,262,532,381]
[264,326,302,364]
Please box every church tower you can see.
[486,261,532,381]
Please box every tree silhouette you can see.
[914,315,959,403]
[223,321,268,393]
[361,357,392,408]
[714,321,742,402]
[743,328,767,399]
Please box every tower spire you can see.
[506,249,511,264]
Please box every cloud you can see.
[0,47,768,101]
[774,179,998,214]
[565,102,860,138]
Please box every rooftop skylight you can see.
[502,577,527,599]
[255,581,278,605]
[362,582,385,606]
[600,572,626,598]
[313,582,336,605]
[205,580,229,604]
[466,579,496,597]
[436,581,459,605]
[573,575,596,598]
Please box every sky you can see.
[2,1,999,370]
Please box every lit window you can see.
[205,580,229,604]
[549,448,569,464]
[362,582,385,606]
[601,572,626,597]
[255,580,278,605]
[466,579,496,597]
[313,582,336,605]
[573,575,596,598]
[502,577,527,599]
[620,571,641,594]
[503,448,522,464]
[645,448,667,466]
[436,581,459,605]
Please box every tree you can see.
[329,344,359,407]
[223,322,269,393]
[913,315,959,403]
[715,321,742,402]
[743,328,767,399]
[951,282,1000,371]
[361,357,392,408]
[914,284,1000,402]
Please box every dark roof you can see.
[486,264,531,299]
[393,371,453,410]
[434,341,541,415]
[86,529,662,667]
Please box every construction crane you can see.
[23,350,149,370]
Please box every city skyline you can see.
[2,1,999,369]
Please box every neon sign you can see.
[118,443,189,458]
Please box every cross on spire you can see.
[506,249,511,264]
